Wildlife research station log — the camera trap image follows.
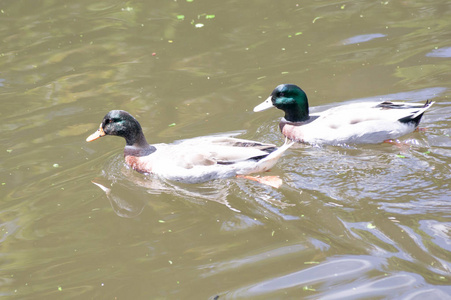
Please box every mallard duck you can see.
[86,110,293,185]
[254,84,435,145]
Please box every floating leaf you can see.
[367,223,376,229]
[312,16,322,23]
[177,15,185,20]
[205,14,215,19]
[396,154,406,158]
[168,123,176,127]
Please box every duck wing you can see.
[314,100,434,128]
[377,100,435,126]
[172,137,278,167]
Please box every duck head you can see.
[254,84,310,122]
[86,110,149,147]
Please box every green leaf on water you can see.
[168,123,176,127]
[367,223,376,229]
[396,154,406,158]
[205,14,215,19]
[177,15,185,20]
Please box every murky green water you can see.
[1,0,450,299]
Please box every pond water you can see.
[1,0,450,299]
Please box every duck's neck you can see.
[283,105,309,122]
[124,132,156,157]
[125,130,148,146]
[125,144,156,157]
[124,124,156,155]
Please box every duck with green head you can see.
[86,110,293,186]
[254,84,435,145]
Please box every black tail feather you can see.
[398,99,432,127]
[398,112,424,127]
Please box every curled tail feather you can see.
[398,100,435,127]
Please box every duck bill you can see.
[86,124,106,142]
[253,96,274,112]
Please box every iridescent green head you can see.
[86,110,148,147]
[254,84,309,122]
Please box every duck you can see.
[86,110,293,186]
[254,84,435,145]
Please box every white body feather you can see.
[255,84,435,146]
[135,137,294,183]
[281,101,434,145]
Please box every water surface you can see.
[0,0,450,299]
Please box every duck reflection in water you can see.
[90,152,296,218]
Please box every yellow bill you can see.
[86,124,106,142]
